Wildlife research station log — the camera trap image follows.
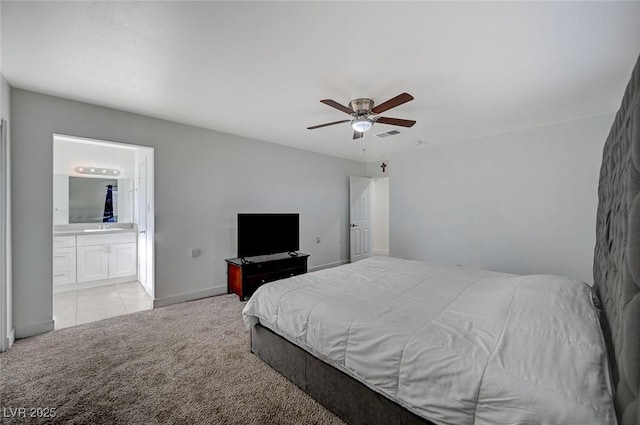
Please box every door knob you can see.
[351,224,358,227]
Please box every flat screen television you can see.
[237,213,299,258]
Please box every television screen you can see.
[237,213,299,258]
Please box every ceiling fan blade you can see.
[320,99,354,115]
[307,119,351,130]
[353,131,364,140]
[371,93,414,114]
[376,117,417,127]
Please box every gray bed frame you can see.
[251,54,640,425]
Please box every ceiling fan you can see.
[307,92,416,139]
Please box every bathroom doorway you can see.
[52,135,155,329]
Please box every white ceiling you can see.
[53,135,137,178]
[3,1,640,162]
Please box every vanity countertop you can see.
[54,224,138,237]
[55,229,137,237]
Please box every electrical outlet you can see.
[316,236,321,243]
[191,248,201,258]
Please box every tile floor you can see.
[54,281,153,330]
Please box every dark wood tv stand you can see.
[226,252,310,301]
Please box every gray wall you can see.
[390,113,613,284]
[11,89,364,337]
[366,160,391,178]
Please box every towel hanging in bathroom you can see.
[103,185,114,222]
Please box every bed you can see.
[243,53,640,425]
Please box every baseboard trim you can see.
[154,261,350,308]
[372,249,389,256]
[153,285,227,308]
[309,259,349,272]
[15,320,55,339]
[1,328,15,352]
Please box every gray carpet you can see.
[0,294,345,424]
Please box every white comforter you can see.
[242,256,616,425]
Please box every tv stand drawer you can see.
[245,266,306,286]
[244,256,306,273]
[226,253,309,301]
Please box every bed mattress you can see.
[243,256,616,425]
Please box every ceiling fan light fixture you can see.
[351,119,372,133]
[308,93,415,135]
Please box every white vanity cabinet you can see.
[108,242,138,278]
[53,235,77,287]
[76,245,109,282]
[76,232,137,283]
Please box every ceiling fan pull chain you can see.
[359,136,367,159]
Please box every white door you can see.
[109,243,137,278]
[137,160,148,291]
[350,176,372,263]
[77,245,109,282]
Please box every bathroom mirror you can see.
[53,175,134,224]
[69,177,118,223]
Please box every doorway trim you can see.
[135,150,155,299]
[1,119,14,351]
